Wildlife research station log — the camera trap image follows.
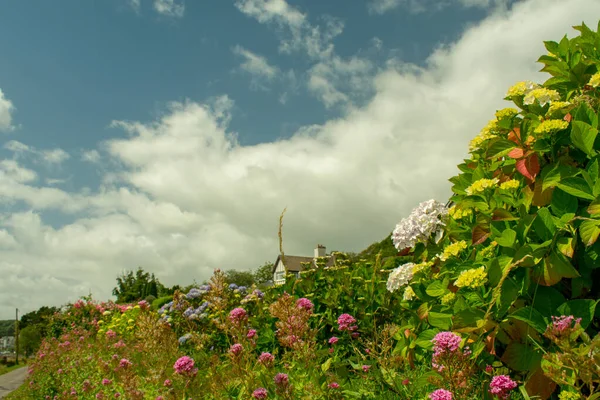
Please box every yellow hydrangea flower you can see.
[523,88,560,106]
[412,261,433,274]
[448,206,473,220]
[495,108,518,119]
[440,240,468,261]
[441,292,456,305]
[499,179,520,190]
[547,101,570,115]
[558,391,581,400]
[479,242,498,259]
[469,119,499,151]
[465,178,499,195]
[589,72,600,88]
[506,81,538,97]
[534,119,569,134]
[454,266,487,289]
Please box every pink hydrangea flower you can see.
[173,356,195,374]
[337,314,357,331]
[430,389,453,400]
[489,375,517,399]
[296,298,314,312]
[252,388,268,399]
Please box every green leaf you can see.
[580,219,600,247]
[496,228,517,248]
[501,342,542,372]
[571,121,598,156]
[557,177,595,200]
[321,358,332,373]
[453,308,485,330]
[486,138,516,159]
[532,207,556,241]
[508,306,549,334]
[414,329,437,350]
[587,198,600,216]
[428,312,452,330]
[425,281,447,297]
[541,163,579,191]
[492,209,519,221]
[556,299,598,329]
[533,249,580,286]
[551,188,578,216]
[531,286,566,317]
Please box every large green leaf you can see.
[508,306,549,334]
[531,286,566,317]
[487,138,516,159]
[556,299,598,329]
[580,219,600,247]
[556,177,595,200]
[532,249,580,286]
[425,281,447,297]
[571,121,598,156]
[501,342,542,372]
[414,329,437,350]
[496,228,517,247]
[532,207,556,241]
[428,312,452,330]
[550,188,578,216]
[453,308,485,330]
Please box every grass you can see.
[0,358,27,376]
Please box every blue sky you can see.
[0,0,598,319]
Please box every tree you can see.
[224,269,255,287]
[19,325,42,357]
[113,267,166,304]
[254,261,274,285]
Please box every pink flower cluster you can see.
[173,356,195,374]
[328,336,339,345]
[274,372,289,386]
[296,298,314,312]
[252,388,268,399]
[337,313,357,332]
[489,375,517,399]
[258,352,274,366]
[432,331,462,355]
[247,329,257,339]
[229,343,243,356]
[546,315,582,338]
[119,358,132,368]
[229,307,248,325]
[430,389,453,400]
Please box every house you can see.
[272,244,336,285]
[0,336,15,351]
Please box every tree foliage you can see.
[112,267,167,304]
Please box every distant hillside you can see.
[0,320,14,337]
[355,232,398,261]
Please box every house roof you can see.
[272,254,337,273]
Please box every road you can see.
[0,367,27,399]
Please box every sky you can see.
[1,0,599,319]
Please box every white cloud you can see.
[4,140,70,165]
[368,0,502,14]
[1,0,600,318]
[81,149,101,163]
[232,46,280,90]
[0,88,16,132]
[128,0,141,12]
[153,0,184,17]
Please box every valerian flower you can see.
[454,267,487,289]
[588,72,600,88]
[489,375,517,399]
[499,179,520,190]
[523,88,560,106]
[534,119,569,134]
[440,241,468,261]
[465,178,499,195]
[392,200,448,251]
[387,263,414,292]
[429,388,453,400]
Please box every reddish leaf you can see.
[564,113,572,122]
[472,224,491,245]
[508,148,525,159]
[516,154,540,182]
[508,127,521,144]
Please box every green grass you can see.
[0,359,27,376]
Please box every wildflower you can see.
[163,379,172,387]
[499,179,520,190]
[523,88,560,106]
[534,119,569,134]
[486,365,493,373]
[101,379,111,386]
[229,343,243,356]
[489,375,518,399]
[362,365,371,372]
[119,358,132,368]
[274,373,289,386]
[403,286,416,301]
[495,108,518,119]
[441,292,456,305]
[402,379,410,385]
[588,72,600,88]
[454,267,487,289]
[178,333,192,345]
[545,315,582,339]
[559,390,581,400]
[387,263,414,292]
[430,389,453,400]
[173,356,195,374]
[155,397,164,400]
[465,178,499,195]
[296,298,314,312]
[432,332,462,356]
[328,382,340,389]
[440,240,468,261]
[392,199,448,250]
[506,80,539,97]
[228,307,248,325]
[258,352,275,366]
[252,388,268,399]
[448,206,472,220]
[337,314,357,331]
[247,329,257,339]
[328,336,339,345]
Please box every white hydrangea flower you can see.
[387,263,415,293]
[391,199,449,251]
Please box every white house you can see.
[272,244,336,285]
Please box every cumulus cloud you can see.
[4,140,70,165]
[0,88,16,132]
[232,46,280,90]
[153,0,184,17]
[1,0,599,318]
[81,149,101,163]
[368,0,504,14]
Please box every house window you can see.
[274,271,285,285]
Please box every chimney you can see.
[314,244,326,258]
